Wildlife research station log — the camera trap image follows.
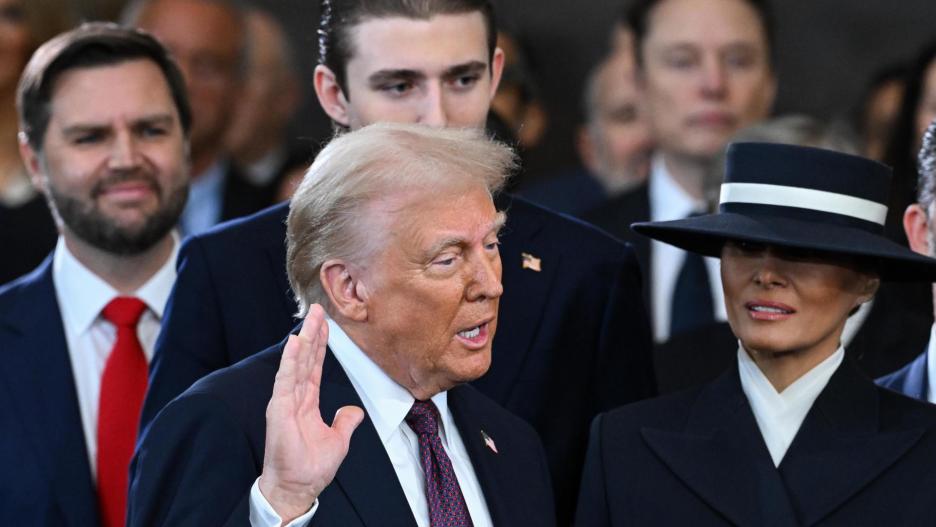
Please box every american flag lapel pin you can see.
[521,252,542,272]
[481,430,498,454]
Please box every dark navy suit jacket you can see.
[0,258,102,526]
[141,193,655,523]
[128,340,556,527]
[576,358,936,526]
[878,347,929,401]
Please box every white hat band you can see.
[719,182,888,225]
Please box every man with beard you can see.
[0,23,190,527]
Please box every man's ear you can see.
[320,259,368,322]
[904,203,932,256]
[18,133,46,193]
[313,64,351,127]
[488,46,505,99]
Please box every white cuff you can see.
[248,478,318,527]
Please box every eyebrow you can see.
[424,211,508,259]
[61,114,176,136]
[367,60,488,87]
[442,61,488,79]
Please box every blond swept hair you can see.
[287,123,516,316]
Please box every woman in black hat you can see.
[575,142,936,526]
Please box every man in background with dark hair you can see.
[141,0,656,522]
[587,0,776,349]
[124,0,271,234]
[0,23,190,526]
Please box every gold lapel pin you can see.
[521,252,542,272]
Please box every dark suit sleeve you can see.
[575,415,611,527]
[140,236,229,430]
[128,392,257,527]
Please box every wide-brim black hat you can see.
[632,142,936,282]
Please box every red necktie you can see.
[97,297,148,527]
[405,400,474,527]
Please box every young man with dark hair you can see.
[141,0,656,522]
[0,22,190,526]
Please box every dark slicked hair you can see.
[17,22,192,152]
[318,0,497,95]
[623,0,776,68]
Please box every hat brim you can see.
[632,212,936,282]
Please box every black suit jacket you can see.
[576,358,936,526]
[141,193,655,523]
[0,258,101,525]
[128,340,556,527]
[219,162,275,223]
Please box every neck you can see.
[743,335,842,392]
[660,150,714,202]
[63,232,174,293]
[338,317,446,402]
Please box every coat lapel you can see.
[478,194,561,402]
[0,258,100,526]
[321,351,417,527]
[641,367,798,526]
[779,359,925,526]
[447,386,511,526]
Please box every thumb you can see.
[332,405,365,443]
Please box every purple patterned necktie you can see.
[405,400,474,527]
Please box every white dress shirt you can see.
[738,344,844,466]
[648,154,727,342]
[250,318,494,527]
[52,235,179,479]
[926,324,936,404]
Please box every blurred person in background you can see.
[522,27,652,216]
[855,64,906,162]
[586,0,776,346]
[884,41,936,246]
[0,0,75,284]
[224,6,309,205]
[124,0,271,235]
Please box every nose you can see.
[108,127,141,171]
[419,83,448,127]
[752,250,788,289]
[699,56,728,99]
[467,251,503,301]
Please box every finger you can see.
[332,406,365,445]
[271,334,301,401]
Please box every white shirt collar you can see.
[327,318,455,449]
[649,153,706,222]
[926,324,936,404]
[737,343,844,466]
[52,234,180,336]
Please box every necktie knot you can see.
[405,400,440,437]
[102,297,147,328]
